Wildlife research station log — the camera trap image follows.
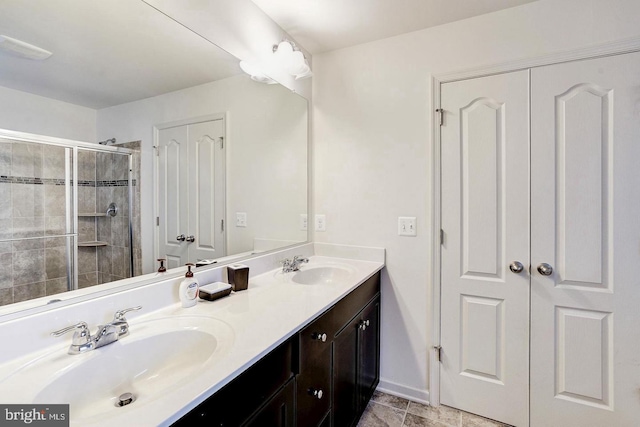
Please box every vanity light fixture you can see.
[272,40,313,80]
[239,60,277,84]
[239,39,312,83]
[0,35,52,60]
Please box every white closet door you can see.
[187,119,226,261]
[157,125,189,269]
[530,52,640,426]
[440,70,530,427]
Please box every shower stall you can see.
[0,133,138,306]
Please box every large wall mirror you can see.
[0,0,308,315]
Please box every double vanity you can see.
[0,243,384,426]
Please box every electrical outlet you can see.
[315,214,326,232]
[236,212,247,227]
[398,216,417,236]
[300,214,308,231]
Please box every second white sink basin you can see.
[0,315,234,425]
[291,264,355,285]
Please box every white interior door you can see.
[530,51,640,426]
[187,119,226,261]
[157,117,226,268]
[157,125,189,269]
[440,70,530,427]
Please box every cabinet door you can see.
[359,298,380,407]
[244,379,295,427]
[333,314,360,427]
[298,312,332,426]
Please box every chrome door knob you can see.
[308,388,323,399]
[509,261,524,274]
[537,263,553,276]
[312,332,327,342]
[176,234,186,242]
[186,235,195,243]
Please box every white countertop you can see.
[0,249,384,427]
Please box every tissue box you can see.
[227,264,249,291]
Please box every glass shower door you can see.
[0,139,74,305]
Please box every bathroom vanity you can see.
[174,271,381,427]
[0,243,384,427]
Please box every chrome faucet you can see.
[51,306,142,355]
[282,255,309,273]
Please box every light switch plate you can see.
[315,214,326,232]
[300,214,308,231]
[236,212,247,227]
[398,216,417,236]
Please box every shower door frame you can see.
[0,128,135,294]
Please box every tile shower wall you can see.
[94,150,130,284]
[0,139,141,306]
[0,139,71,305]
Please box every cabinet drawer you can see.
[300,306,334,360]
[297,344,331,426]
[333,272,380,336]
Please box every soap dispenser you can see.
[179,263,199,308]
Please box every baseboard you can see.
[376,379,430,405]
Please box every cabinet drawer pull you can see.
[308,388,323,399]
[311,332,327,342]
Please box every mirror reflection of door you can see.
[156,116,226,268]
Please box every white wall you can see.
[97,75,307,273]
[312,0,640,401]
[0,86,96,142]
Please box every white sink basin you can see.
[0,315,234,425]
[291,264,355,285]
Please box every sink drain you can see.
[115,392,136,407]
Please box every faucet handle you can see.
[113,306,142,321]
[51,322,90,345]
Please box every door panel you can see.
[157,118,225,266]
[440,70,530,427]
[188,120,225,261]
[530,51,640,426]
[157,125,188,268]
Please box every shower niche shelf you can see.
[78,213,108,217]
[78,241,108,247]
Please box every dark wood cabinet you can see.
[173,339,294,426]
[173,271,381,427]
[244,379,296,427]
[358,298,380,409]
[333,296,381,427]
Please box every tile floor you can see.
[357,391,511,427]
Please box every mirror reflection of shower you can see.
[0,136,141,306]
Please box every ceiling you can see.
[0,0,241,109]
[251,0,539,54]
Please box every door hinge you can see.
[440,229,444,245]
[434,345,442,362]
[436,108,444,126]
[219,137,224,149]
[221,219,224,232]
[156,216,159,226]
[154,145,159,156]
